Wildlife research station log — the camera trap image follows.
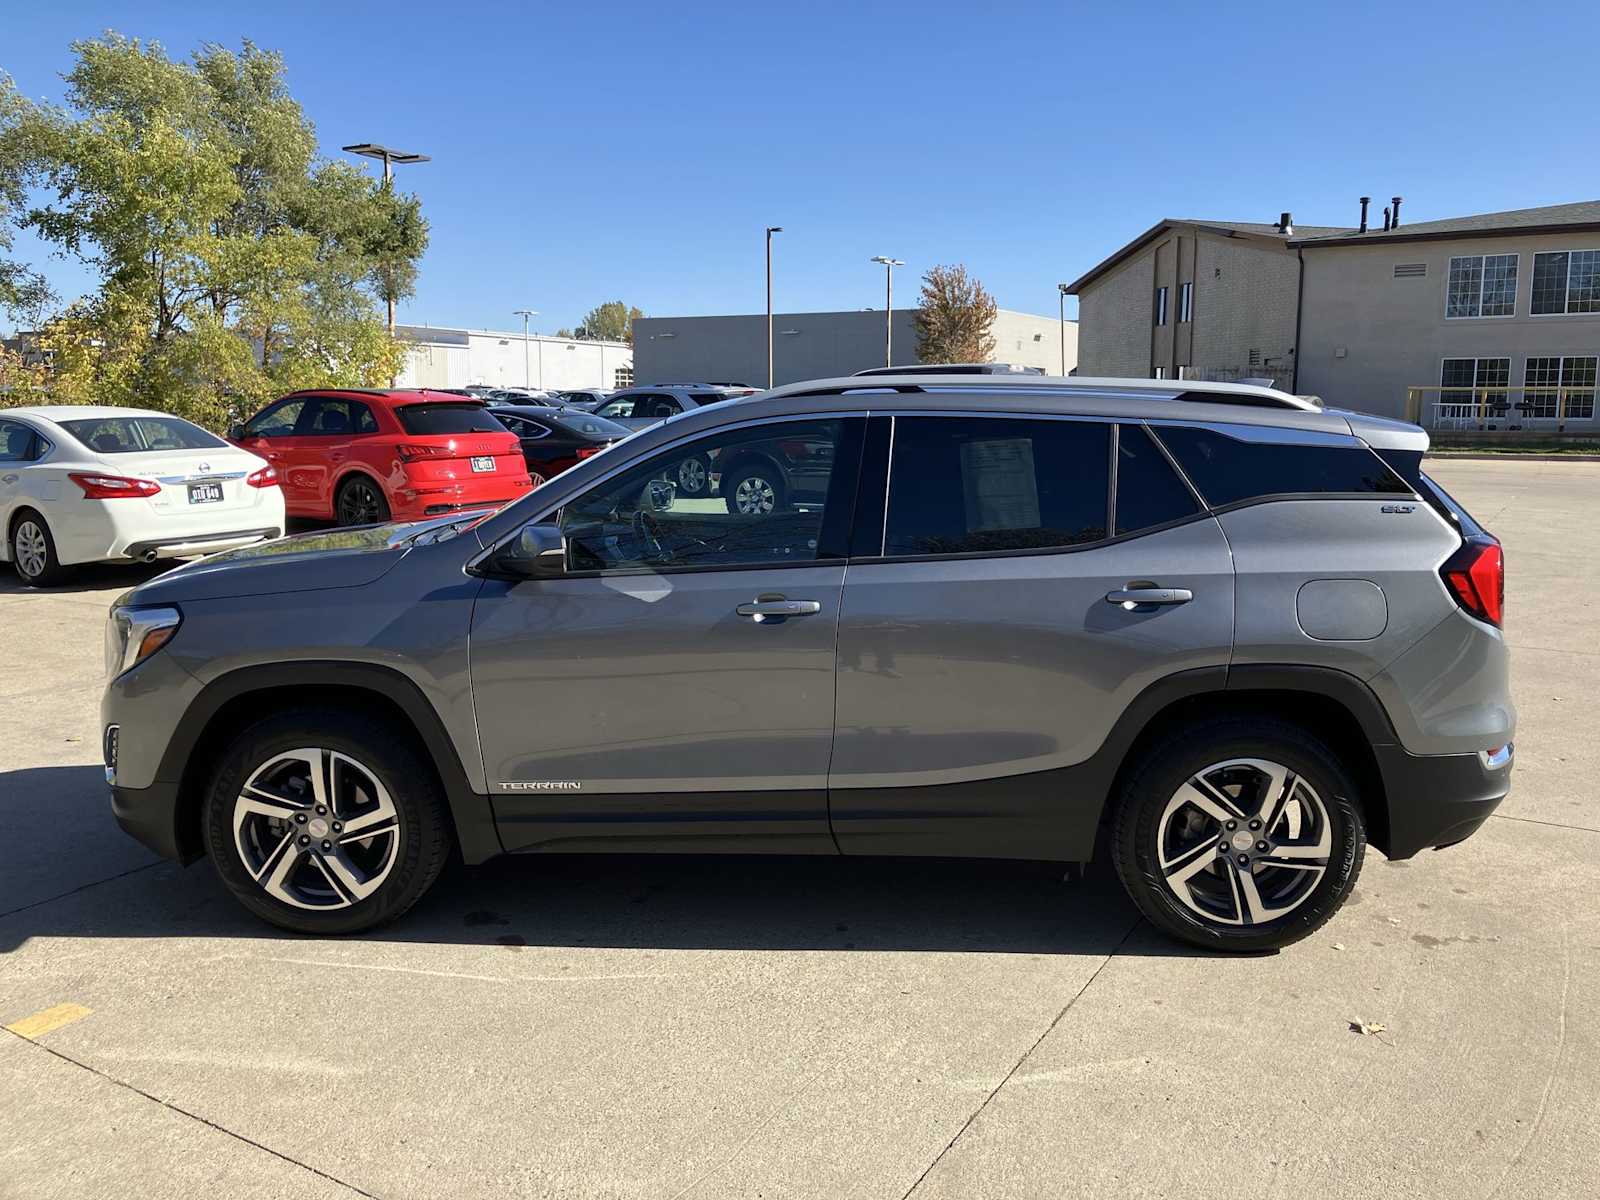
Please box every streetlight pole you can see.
[1056,283,1070,376]
[871,256,904,367]
[766,226,782,388]
[341,143,430,334]
[513,309,537,390]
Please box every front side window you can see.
[243,399,306,438]
[558,419,849,571]
[595,396,637,420]
[1151,424,1410,506]
[883,417,1109,556]
[1446,253,1518,318]
[59,416,224,454]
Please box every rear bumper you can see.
[1374,742,1513,858]
[111,780,193,863]
[123,527,281,560]
[392,477,531,520]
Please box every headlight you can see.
[105,605,181,679]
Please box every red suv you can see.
[228,389,534,525]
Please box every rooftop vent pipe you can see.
[1391,195,1403,227]
[1359,196,1370,233]
[1383,206,1392,231]
[1277,211,1294,235]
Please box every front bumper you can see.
[110,780,193,862]
[1375,742,1513,858]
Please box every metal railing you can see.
[1404,385,1598,433]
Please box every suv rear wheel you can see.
[722,459,785,516]
[335,475,390,527]
[1113,718,1365,952]
[202,709,452,934]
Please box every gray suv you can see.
[102,376,1514,951]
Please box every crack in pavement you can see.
[899,916,1143,1199]
[1490,812,1600,836]
[0,860,164,921]
[3,1026,378,1198]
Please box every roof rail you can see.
[762,374,1319,411]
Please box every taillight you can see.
[246,466,279,488]
[1441,536,1504,627]
[70,472,161,499]
[397,443,454,462]
[576,447,603,459]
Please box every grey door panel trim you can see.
[493,788,835,855]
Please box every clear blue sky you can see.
[5,0,1598,336]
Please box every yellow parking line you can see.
[5,1003,93,1040]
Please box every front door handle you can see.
[736,598,822,621]
[1106,586,1193,607]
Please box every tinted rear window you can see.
[396,404,507,435]
[60,417,224,454]
[884,416,1109,556]
[1151,425,1410,507]
[1115,425,1199,535]
[552,412,629,439]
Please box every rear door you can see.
[829,415,1236,860]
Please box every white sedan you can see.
[0,406,287,587]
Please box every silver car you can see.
[103,375,1514,950]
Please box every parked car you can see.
[853,363,1046,376]
[1,406,284,587]
[489,405,631,479]
[554,389,612,410]
[104,375,1514,950]
[590,386,761,497]
[226,389,533,526]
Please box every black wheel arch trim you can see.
[155,660,501,866]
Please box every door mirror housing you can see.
[227,424,246,440]
[477,522,567,579]
[640,478,676,512]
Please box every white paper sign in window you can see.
[960,438,1040,533]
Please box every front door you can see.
[829,416,1236,860]
[237,397,312,513]
[470,415,864,853]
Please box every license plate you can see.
[471,456,495,473]
[188,482,224,504]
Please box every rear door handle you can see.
[737,599,822,620]
[1106,587,1193,607]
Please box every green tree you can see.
[574,300,644,343]
[912,264,997,365]
[0,35,426,421]
[0,75,56,325]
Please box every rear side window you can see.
[396,404,506,435]
[884,417,1109,556]
[1115,425,1199,535]
[1151,424,1410,507]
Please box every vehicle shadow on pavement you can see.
[0,764,1210,958]
[0,560,172,596]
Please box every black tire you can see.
[1112,717,1366,952]
[672,453,712,498]
[334,475,390,527]
[202,708,453,935]
[10,509,71,588]
[721,458,787,516]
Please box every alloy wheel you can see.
[232,747,402,910]
[338,481,384,526]
[1155,758,1332,926]
[677,456,707,494]
[14,521,46,578]
[732,475,776,515]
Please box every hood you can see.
[124,515,473,604]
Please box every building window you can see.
[1152,366,1167,379]
[1532,250,1600,315]
[1178,281,1193,323]
[1523,356,1597,419]
[1154,286,1168,326]
[1440,357,1511,414]
[1446,254,1518,318]
[613,366,634,387]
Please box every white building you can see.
[395,325,634,392]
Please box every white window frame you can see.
[1178,281,1193,323]
[1154,286,1168,327]
[1530,248,1600,317]
[1436,355,1511,426]
[1522,354,1598,420]
[1444,252,1518,320]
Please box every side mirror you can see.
[490,523,567,579]
[227,424,246,440]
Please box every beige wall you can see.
[1076,225,1299,386]
[1298,233,1600,419]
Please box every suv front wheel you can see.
[1113,718,1366,952]
[203,709,453,934]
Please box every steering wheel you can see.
[631,509,673,563]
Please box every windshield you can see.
[396,404,507,435]
[552,412,629,439]
[60,416,226,454]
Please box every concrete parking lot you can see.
[2,457,1596,1200]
